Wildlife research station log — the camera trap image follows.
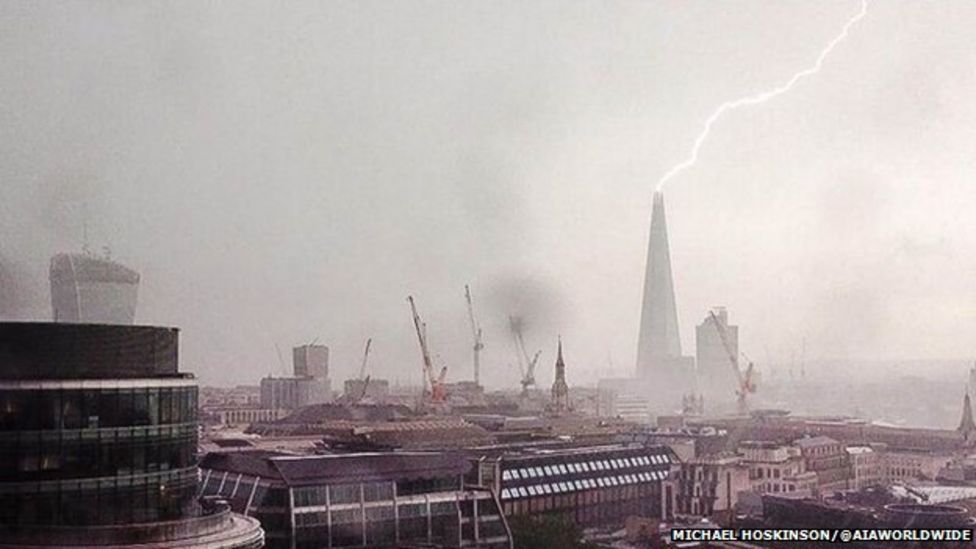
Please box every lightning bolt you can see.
[656,0,868,192]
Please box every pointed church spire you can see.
[550,335,569,414]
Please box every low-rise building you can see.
[882,449,954,483]
[794,435,850,495]
[846,446,882,490]
[676,454,751,519]
[201,450,511,549]
[738,441,817,497]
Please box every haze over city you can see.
[3,0,975,388]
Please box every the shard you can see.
[636,191,684,383]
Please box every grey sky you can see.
[2,1,974,387]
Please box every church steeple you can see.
[550,336,570,414]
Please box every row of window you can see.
[0,476,196,526]
[0,387,197,431]
[501,454,669,481]
[500,470,667,500]
[0,435,196,482]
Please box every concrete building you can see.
[882,449,954,483]
[260,375,331,410]
[676,454,751,520]
[635,192,694,401]
[738,441,817,497]
[469,443,678,526]
[695,307,739,412]
[597,378,651,423]
[846,446,882,490]
[201,451,511,549]
[0,322,262,548]
[293,344,329,379]
[49,252,139,324]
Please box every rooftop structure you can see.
[466,442,679,527]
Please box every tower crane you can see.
[464,285,484,385]
[358,338,372,381]
[708,310,756,415]
[408,296,447,404]
[350,338,372,404]
[509,317,541,396]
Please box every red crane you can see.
[408,296,447,404]
[708,310,756,415]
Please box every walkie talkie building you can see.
[50,253,140,325]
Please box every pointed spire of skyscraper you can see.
[636,191,682,378]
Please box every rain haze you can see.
[2,0,976,392]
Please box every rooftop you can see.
[200,450,470,487]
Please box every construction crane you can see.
[708,310,756,415]
[464,285,484,386]
[355,375,372,403]
[407,296,447,404]
[509,316,541,397]
[358,338,372,380]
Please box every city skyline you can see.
[2,2,976,388]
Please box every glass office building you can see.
[0,322,263,548]
[200,451,512,549]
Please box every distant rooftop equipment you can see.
[50,252,140,324]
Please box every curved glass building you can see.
[0,322,263,548]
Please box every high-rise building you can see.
[50,252,140,324]
[636,192,693,399]
[292,343,329,379]
[696,307,739,410]
[0,322,263,548]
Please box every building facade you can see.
[260,376,331,410]
[0,322,262,548]
[695,307,738,411]
[676,454,751,519]
[794,436,850,495]
[292,344,329,379]
[738,441,817,497]
[846,446,882,490]
[469,443,678,527]
[201,451,510,549]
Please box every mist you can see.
[2,1,975,388]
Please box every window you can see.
[558,464,568,475]
[527,485,538,496]
[502,470,512,481]
[501,488,511,499]
[543,465,554,476]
